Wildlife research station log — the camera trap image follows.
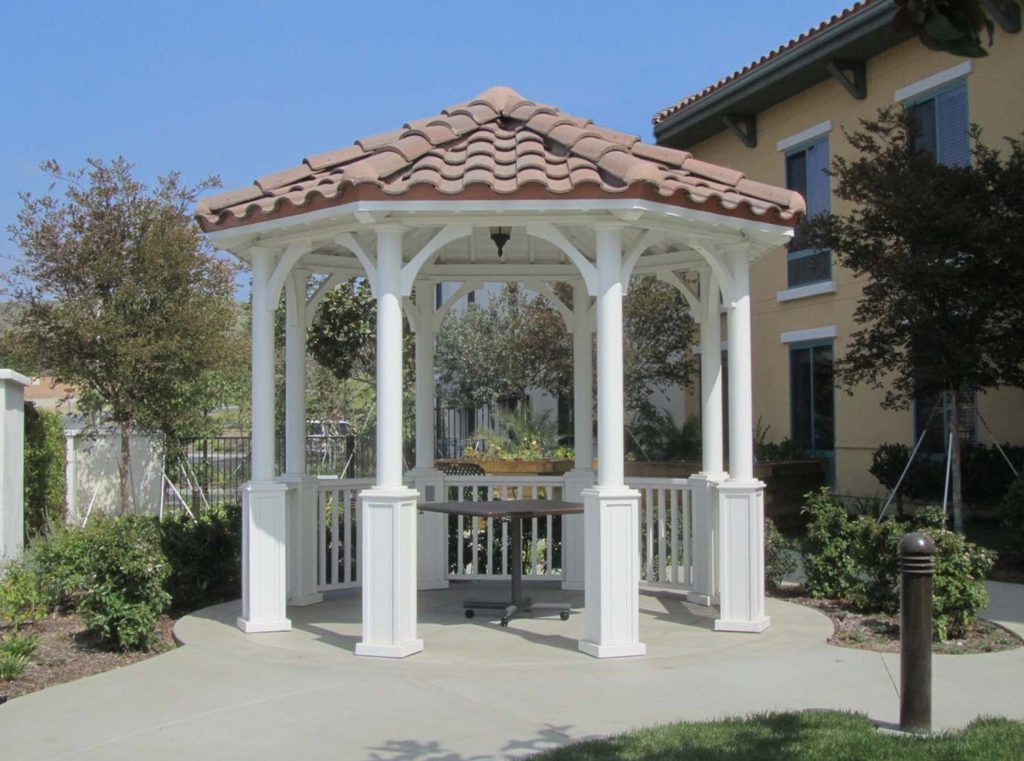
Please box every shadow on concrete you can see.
[365,723,576,760]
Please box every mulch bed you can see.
[0,612,177,701]
[773,587,1022,654]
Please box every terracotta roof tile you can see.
[197,85,804,229]
[653,1,879,125]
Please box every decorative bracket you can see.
[305,273,344,328]
[723,114,757,148]
[401,296,418,334]
[655,269,701,320]
[687,239,735,306]
[266,240,312,309]
[525,281,573,330]
[621,230,661,294]
[433,279,484,330]
[401,224,472,296]
[526,222,598,296]
[827,59,867,100]
[335,233,376,296]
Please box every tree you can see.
[434,284,546,410]
[893,0,1014,58]
[805,109,1024,531]
[4,158,242,513]
[623,276,698,422]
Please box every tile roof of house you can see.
[652,1,880,126]
[196,86,803,232]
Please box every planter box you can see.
[435,458,575,476]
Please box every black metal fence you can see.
[163,434,376,510]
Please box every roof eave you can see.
[654,2,910,148]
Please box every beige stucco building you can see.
[654,0,1024,495]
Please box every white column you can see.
[699,270,725,478]
[726,251,754,481]
[357,226,423,658]
[579,224,645,659]
[411,283,448,591]
[238,247,290,633]
[283,271,322,607]
[562,280,593,591]
[284,271,307,478]
[687,270,724,606]
[0,370,30,564]
[715,248,769,633]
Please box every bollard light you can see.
[899,531,936,734]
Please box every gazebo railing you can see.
[633,477,696,590]
[311,473,699,595]
[439,475,566,581]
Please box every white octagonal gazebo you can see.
[195,87,804,658]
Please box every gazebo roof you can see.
[196,86,804,233]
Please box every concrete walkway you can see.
[1,582,1022,760]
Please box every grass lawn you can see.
[532,711,1024,760]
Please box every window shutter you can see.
[805,139,831,216]
[937,84,969,167]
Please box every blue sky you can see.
[0,0,853,273]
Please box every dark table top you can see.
[418,500,583,520]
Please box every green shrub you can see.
[0,631,40,659]
[927,527,995,640]
[23,403,66,538]
[32,527,92,611]
[764,518,797,591]
[998,473,1024,565]
[0,560,48,630]
[34,516,170,650]
[801,488,865,603]
[160,502,241,613]
[0,651,29,680]
[801,490,994,640]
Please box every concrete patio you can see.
[1,581,1023,760]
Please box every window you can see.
[785,138,831,287]
[907,81,969,167]
[790,342,834,454]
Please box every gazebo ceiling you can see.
[195,86,804,235]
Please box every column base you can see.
[236,616,292,633]
[715,478,770,635]
[287,593,324,607]
[357,486,422,659]
[579,486,645,659]
[578,640,647,659]
[355,639,424,659]
[714,617,771,633]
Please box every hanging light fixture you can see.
[489,226,510,259]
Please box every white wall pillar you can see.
[579,225,645,659]
[715,248,768,633]
[357,226,422,658]
[283,271,322,607]
[411,283,448,591]
[562,280,593,591]
[238,248,290,633]
[0,370,30,564]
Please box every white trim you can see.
[205,198,796,251]
[776,280,837,302]
[780,325,837,344]
[895,61,972,103]
[776,121,832,153]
